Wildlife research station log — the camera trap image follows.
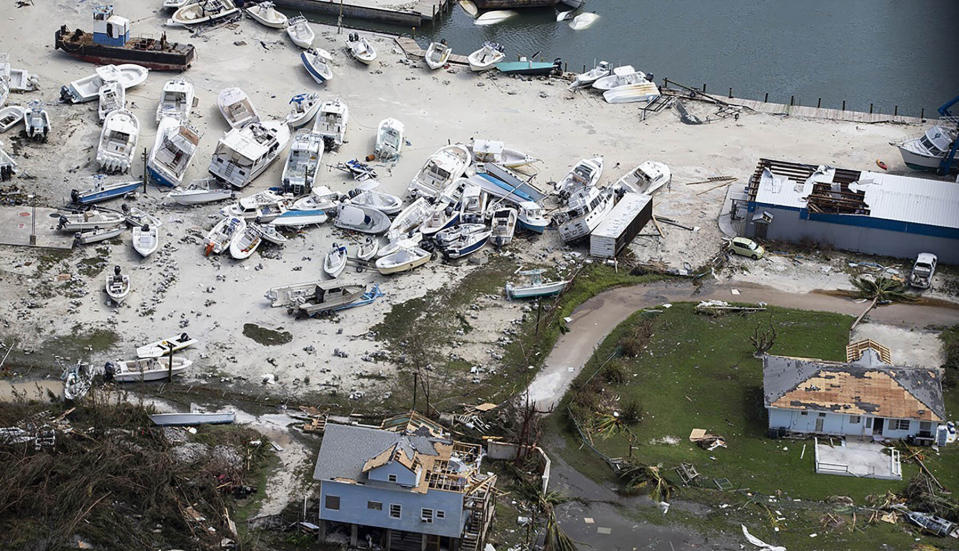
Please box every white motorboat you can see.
[896,121,959,171]
[105,357,192,382]
[419,200,459,236]
[122,205,160,228]
[490,207,517,247]
[569,60,610,89]
[282,131,324,195]
[285,92,321,128]
[221,189,288,219]
[467,41,505,72]
[313,98,348,149]
[505,269,568,299]
[258,223,287,245]
[57,209,125,231]
[592,65,647,92]
[458,183,486,223]
[155,78,195,123]
[424,40,452,70]
[556,185,615,242]
[132,223,159,257]
[436,223,491,259]
[150,412,235,426]
[376,246,431,275]
[568,12,599,30]
[470,138,537,169]
[474,10,516,26]
[612,160,671,195]
[218,87,259,129]
[60,64,149,104]
[323,242,348,278]
[97,80,124,122]
[163,0,193,10]
[205,215,246,255]
[229,223,263,260]
[168,178,234,205]
[292,185,340,211]
[23,100,50,142]
[209,120,291,188]
[298,283,369,316]
[136,333,197,358]
[388,197,431,239]
[378,230,422,259]
[271,206,328,227]
[346,33,376,65]
[555,156,603,197]
[96,109,139,173]
[75,225,125,245]
[246,1,287,28]
[348,188,403,215]
[334,203,390,234]
[603,82,660,104]
[0,105,26,133]
[147,117,200,188]
[408,143,472,198]
[374,117,404,160]
[171,0,239,26]
[301,48,333,85]
[286,15,315,49]
[517,200,549,234]
[265,280,360,308]
[356,237,379,260]
[105,265,130,304]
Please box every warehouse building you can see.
[737,159,959,263]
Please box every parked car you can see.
[729,237,765,259]
[909,252,937,289]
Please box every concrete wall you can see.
[320,480,465,538]
[768,407,937,439]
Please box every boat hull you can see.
[54,29,195,71]
[506,281,567,299]
[76,181,141,204]
[897,144,958,171]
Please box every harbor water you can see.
[302,0,959,117]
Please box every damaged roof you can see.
[313,423,439,483]
[763,349,945,421]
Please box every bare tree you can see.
[750,323,777,357]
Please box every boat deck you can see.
[395,37,469,66]
[0,206,75,249]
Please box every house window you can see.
[865,417,873,428]
[367,501,382,511]
[388,474,398,483]
[848,415,861,424]
[390,504,402,519]
[799,411,808,416]
[818,412,826,417]
[436,510,446,520]
[325,495,340,510]
[919,421,933,436]
[891,419,911,431]
[421,508,434,523]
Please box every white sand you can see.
[0,2,941,397]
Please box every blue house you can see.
[313,412,496,551]
[764,347,945,443]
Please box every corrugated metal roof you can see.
[591,193,651,239]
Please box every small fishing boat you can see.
[217,87,259,129]
[246,1,287,28]
[376,246,431,275]
[171,0,239,27]
[474,10,516,26]
[470,138,536,169]
[60,63,149,104]
[96,109,139,173]
[612,160,671,195]
[517,200,549,233]
[356,237,379,261]
[490,207,517,247]
[285,92,321,128]
[221,189,287,218]
[168,178,234,205]
[388,197,431,239]
[603,82,660,104]
[229,223,263,260]
[458,183,486,223]
[105,357,192,382]
[122,205,161,228]
[209,120,291,188]
[132,223,159,257]
[468,41,505,72]
[266,279,352,308]
[271,206,328,227]
[150,412,235,426]
[286,15,315,49]
[496,57,562,76]
[334,203,390,234]
[281,131,324,195]
[23,100,50,142]
[505,269,568,299]
[298,283,366,316]
[105,265,130,303]
[258,223,286,245]
[348,189,403,216]
[155,78,195,123]
[592,65,647,91]
[424,40,452,70]
[346,33,376,65]
[378,230,422,259]
[71,178,141,205]
[205,215,246,255]
[57,209,125,231]
[568,12,598,30]
[75,225,125,245]
[137,332,197,358]
[313,98,348,149]
[147,117,200,188]
[436,223,491,259]
[292,185,340,211]
[408,143,472,198]
[556,10,573,22]
[458,0,478,17]
[0,105,26,133]
[301,48,333,85]
[555,156,603,197]
[419,201,459,236]
[97,80,124,122]
[323,242,348,278]
[374,117,404,160]
[556,186,615,242]
[569,60,610,89]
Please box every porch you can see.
[813,437,902,480]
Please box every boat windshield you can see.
[919,135,943,155]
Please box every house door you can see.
[873,418,884,436]
[754,221,768,239]
[815,416,824,433]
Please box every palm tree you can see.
[849,276,914,329]
[618,462,676,503]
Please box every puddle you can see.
[242,323,293,346]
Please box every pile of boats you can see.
[568,61,660,104]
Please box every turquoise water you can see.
[304,0,959,117]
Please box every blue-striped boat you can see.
[271,207,328,227]
[496,57,562,76]
[72,177,142,204]
[301,48,333,85]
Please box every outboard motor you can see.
[103,362,116,381]
[70,189,80,204]
[58,215,67,230]
[180,332,190,342]
[114,265,122,277]
[141,224,149,231]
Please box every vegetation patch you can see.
[242,323,293,346]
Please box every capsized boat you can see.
[105,265,130,303]
[155,78,195,123]
[97,80,124,122]
[218,87,259,129]
[0,105,26,133]
[424,40,452,70]
[408,143,472,198]
[209,120,291,188]
[147,117,200,188]
[57,209,126,231]
[555,156,603,197]
[313,98,348,149]
[105,357,191,382]
[568,12,598,30]
[71,177,141,205]
[301,48,333,85]
[348,188,403,216]
[474,10,516,26]
[282,131,324,195]
[60,63,149,104]
[204,215,246,255]
[436,223,491,259]
[136,332,197,358]
[323,242,348,278]
[556,185,615,243]
[569,60,610,89]
[603,82,660,104]
[75,225,125,245]
[286,15,315,49]
[490,207,517,247]
[170,0,240,27]
[376,246,431,275]
[895,121,959,171]
[168,178,234,205]
[470,138,536,169]
[496,57,561,76]
[334,203,390,234]
[298,283,366,316]
[388,197,431,239]
[374,117,404,160]
[285,92,321,128]
[612,160,671,195]
[229,223,263,260]
[468,41,505,72]
[517,200,549,233]
[132,223,159,257]
[96,109,139,173]
[23,100,50,142]
[246,1,287,28]
[592,65,647,91]
[346,33,376,65]
[506,269,568,299]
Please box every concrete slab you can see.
[814,438,901,480]
[0,206,75,250]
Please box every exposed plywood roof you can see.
[362,443,398,473]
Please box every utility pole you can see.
[412,370,418,412]
[167,341,175,382]
[337,0,343,34]
[141,148,148,194]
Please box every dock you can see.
[395,37,469,66]
[0,206,75,250]
[274,0,454,26]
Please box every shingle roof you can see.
[763,349,945,421]
[313,423,438,482]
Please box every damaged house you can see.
[312,412,496,551]
[763,345,945,444]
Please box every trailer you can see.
[589,193,653,258]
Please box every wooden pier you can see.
[395,36,470,66]
[274,0,454,26]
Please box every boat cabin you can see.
[93,5,130,48]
